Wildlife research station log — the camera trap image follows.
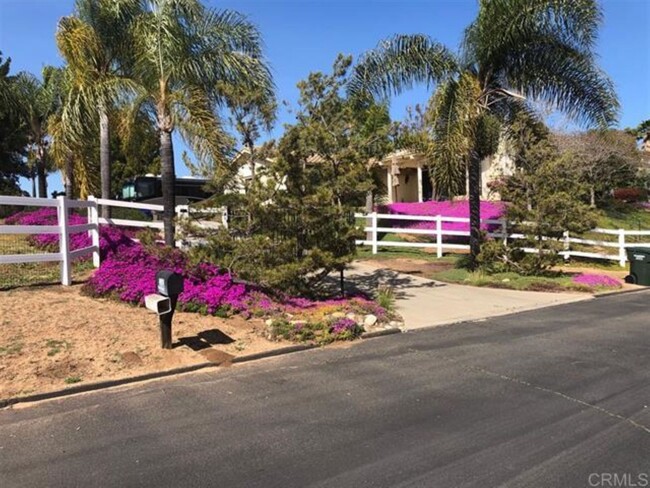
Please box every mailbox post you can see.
[145,270,184,349]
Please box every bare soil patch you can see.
[359,257,455,276]
[0,285,289,399]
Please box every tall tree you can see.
[56,0,141,214]
[130,0,274,246]
[554,130,641,207]
[12,67,65,197]
[0,53,29,196]
[350,0,619,268]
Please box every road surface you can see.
[1,291,649,487]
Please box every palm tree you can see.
[130,0,274,246]
[12,67,64,197]
[350,0,619,268]
[56,0,141,215]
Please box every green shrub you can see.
[376,285,395,311]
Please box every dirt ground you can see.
[360,257,456,276]
[0,285,288,399]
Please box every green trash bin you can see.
[625,247,650,286]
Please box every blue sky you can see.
[1,0,649,193]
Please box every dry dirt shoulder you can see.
[0,285,288,399]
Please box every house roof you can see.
[233,146,426,169]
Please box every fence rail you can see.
[0,196,100,285]
[355,212,650,267]
[0,195,227,286]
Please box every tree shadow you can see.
[320,266,445,300]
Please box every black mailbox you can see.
[152,270,184,349]
[156,270,184,297]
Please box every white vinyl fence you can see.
[0,195,178,286]
[355,212,650,267]
[0,196,98,285]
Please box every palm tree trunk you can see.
[31,170,36,198]
[468,151,481,269]
[37,159,47,198]
[64,155,74,198]
[99,109,111,218]
[160,129,176,247]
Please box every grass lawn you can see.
[596,205,650,230]
[428,267,597,293]
[357,241,626,293]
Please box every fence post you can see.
[618,229,626,268]
[371,212,378,255]
[87,196,100,268]
[57,196,72,286]
[436,215,443,259]
[563,230,570,261]
[501,219,508,246]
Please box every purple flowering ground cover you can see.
[379,200,505,234]
[6,208,395,344]
[5,207,135,260]
[84,240,392,343]
[572,273,622,289]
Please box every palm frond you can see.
[349,34,458,100]
[425,73,482,197]
[172,87,235,175]
[464,0,602,69]
[502,38,618,127]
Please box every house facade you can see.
[372,141,514,203]
[231,144,514,202]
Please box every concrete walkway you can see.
[346,262,592,330]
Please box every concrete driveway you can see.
[346,262,592,330]
[1,291,648,487]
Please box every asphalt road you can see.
[1,291,649,488]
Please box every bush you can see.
[478,240,562,276]
[613,187,648,203]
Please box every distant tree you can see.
[626,119,650,151]
[0,53,29,196]
[12,67,65,197]
[554,130,642,207]
[350,0,619,268]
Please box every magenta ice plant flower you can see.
[572,273,621,288]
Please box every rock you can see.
[290,320,307,327]
[331,312,346,319]
[502,278,511,283]
[265,319,274,327]
[346,313,357,321]
[364,314,378,327]
[389,321,403,328]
